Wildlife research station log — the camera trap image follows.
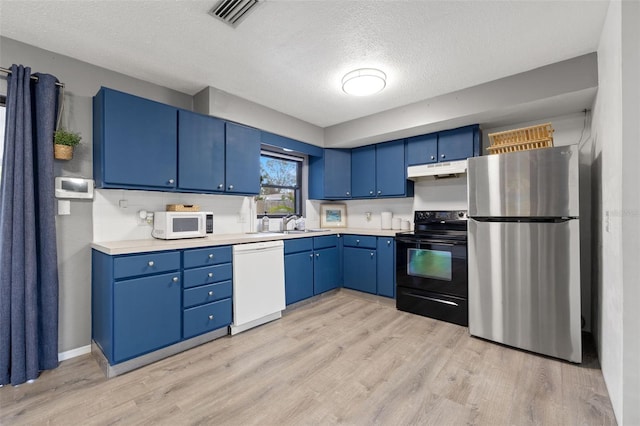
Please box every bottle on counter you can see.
[261,212,270,232]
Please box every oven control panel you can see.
[414,210,467,223]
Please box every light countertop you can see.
[91,227,403,255]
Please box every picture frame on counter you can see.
[320,203,347,228]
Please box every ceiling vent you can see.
[209,0,260,27]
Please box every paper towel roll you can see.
[392,217,401,230]
[381,212,392,229]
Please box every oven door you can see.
[395,236,468,298]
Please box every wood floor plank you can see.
[0,291,617,425]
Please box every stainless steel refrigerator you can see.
[467,145,581,363]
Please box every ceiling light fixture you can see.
[342,68,387,96]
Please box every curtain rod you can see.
[0,66,65,88]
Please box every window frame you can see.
[259,149,303,218]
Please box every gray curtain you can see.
[0,64,60,386]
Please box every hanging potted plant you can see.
[53,129,81,160]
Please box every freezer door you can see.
[468,219,581,363]
[467,145,579,218]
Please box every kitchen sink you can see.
[245,229,330,236]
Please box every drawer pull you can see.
[430,155,435,160]
[172,277,179,282]
[208,291,214,296]
[148,261,154,267]
[208,254,214,259]
[356,239,360,244]
[370,252,374,257]
[218,184,224,189]
[208,272,214,278]
[168,178,175,184]
[377,190,382,195]
[315,253,319,258]
[208,315,214,320]
[387,240,391,245]
[369,190,374,195]
[228,184,234,190]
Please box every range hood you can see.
[407,159,468,180]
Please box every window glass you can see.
[257,152,302,216]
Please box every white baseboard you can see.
[58,345,91,362]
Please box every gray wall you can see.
[590,0,640,423]
[0,36,193,353]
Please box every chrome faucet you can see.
[282,214,299,230]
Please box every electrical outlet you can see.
[119,199,128,209]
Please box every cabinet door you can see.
[376,238,395,298]
[438,126,475,162]
[97,88,178,189]
[225,122,261,194]
[351,145,376,198]
[324,149,352,199]
[343,247,377,294]
[113,272,181,362]
[314,247,340,294]
[284,251,314,305]
[178,111,225,192]
[376,139,406,197]
[407,133,438,166]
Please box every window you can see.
[257,151,302,217]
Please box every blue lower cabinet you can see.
[183,298,232,339]
[183,280,232,308]
[343,247,377,294]
[113,272,182,362]
[313,247,340,294]
[284,251,314,305]
[376,238,395,298]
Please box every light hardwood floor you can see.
[1,290,616,425]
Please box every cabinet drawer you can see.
[114,251,180,279]
[313,235,338,250]
[343,235,377,249]
[183,246,232,269]
[183,263,232,289]
[284,238,313,254]
[183,280,232,308]
[183,298,232,339]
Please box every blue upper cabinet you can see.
[376,139,411,197]
[94,87,178,189]
[178,110,225,192]
[350,139,412,199]
[351,145,376,198]
[406,124,480,166]
[225,122,261,194]
[437,125,479,162]
[309,149,351,200]
[407,133,438,166]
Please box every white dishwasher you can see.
[230,240,285,335]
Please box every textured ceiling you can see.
[0,0,609,127]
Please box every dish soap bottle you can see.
[261,212,270,232]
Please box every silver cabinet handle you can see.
[208,315,214,320]
[431,155,435,160]
[168,179,175,184]
[148,261,154,267]
[208,291,214,296]
[369,190,374,195]
[315,253,320,257]
[370,252,374,257]
[441,154,445,159]
[387,240,391,245]
[208,272,213,278]
[218,184,224,189]
[172,276,179,282]
[228,184,234,190]
[310,254,314,258]
[356,239,360,244]
[208,253,214,259]
[346,191,350,196]
[377,190,382,195]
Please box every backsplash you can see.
[93,177,468,242]
[93,189,252,242]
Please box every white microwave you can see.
[152,211,213,240]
